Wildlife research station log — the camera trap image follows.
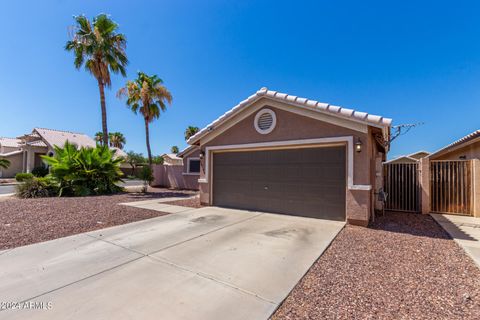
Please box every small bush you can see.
[15,173,34,182]
[16,177,58,198]
[139,166,154,193]
[32,166,49,177]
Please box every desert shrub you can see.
[32,166,49,177]
[139,166,154,193]
[16,177,58,198]
[41,142,124,196]
[15,173,34,182]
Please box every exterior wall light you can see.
[355,139,363,153]
[199,151,205,160]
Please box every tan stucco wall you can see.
[1,146,21,154]
[0,152,23,178]
[152,164,199,190]
[197,104,383,225]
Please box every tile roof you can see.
[187,87,392,144]
[429,129,480,158]
[0,137,21,148]
[27,140,48,147]
[34,128,96,149]
[178,145,199,157]
[162,153,182,160]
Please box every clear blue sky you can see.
[1,1,479,158]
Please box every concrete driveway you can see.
[0,204,344,320]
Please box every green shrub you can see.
[41,142,124,197]
[16,177,58,198]
[139,166,154,193]
[15,173,34,182]
[32,166,49,177]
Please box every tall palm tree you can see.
[170,146,179,154]
[94,132,104,145]
[65,14,128,146]
[109,132,126,149]
[117,72,172,165]
[0,158,10,169]
[185,126,199,141]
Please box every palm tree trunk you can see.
[144,118,153,166]
[97,79,109,146]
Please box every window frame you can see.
[186,157,201,175]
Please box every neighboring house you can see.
[429,129,480,160]
[185,87,392,226]
[0,128,127,178]
[161,153,183,166]
[0,138,23,178]
[151,146,200,190]
[385,151,430,164]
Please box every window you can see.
[187,158,200,174]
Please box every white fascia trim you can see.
[203,136,371,191]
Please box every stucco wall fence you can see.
[151,164,199,190]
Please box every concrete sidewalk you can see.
[0,204,344,320]
[431,213,480,268]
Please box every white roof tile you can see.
[34,128,96,149]
[187,88,392,144]
[0,137,21,148]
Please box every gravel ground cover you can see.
[162,196,203,208]
[272,211,480,320]
[0,188,196,250]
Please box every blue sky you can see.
[0,1,479,158]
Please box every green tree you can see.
[0,158,10,169]
[117,72,172,165]
[152,155,164,165]
[170,146,179,154]
[184,126,199,141]
[94,132,104,145]
[125,151,145,175]
[109,132,126,149]
[65,14,128,146]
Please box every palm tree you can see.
[170,146,179,154]
[0,158,10,169]
[65,14,128,146]
[185,126,199,140]
[117,72,172,165]
[94,132,104,145]
[109,132,126,149]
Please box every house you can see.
[385,150,430,164]
[0,128,127,178]
[161,153,183,166]
[185,88,392,226]
[429,129,480,160]
[151,145,200,190]
[0,138,23,178]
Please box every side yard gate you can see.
[383,163,420,212]
[430,160,473,215]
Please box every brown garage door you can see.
[212,146,346,220]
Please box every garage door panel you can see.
[213,146,346,220]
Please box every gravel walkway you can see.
[272,212,480,320]
[0,188,196,250]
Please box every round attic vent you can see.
[254,108,276,134]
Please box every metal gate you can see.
[383,163,420,212]
[430,160,473,215]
